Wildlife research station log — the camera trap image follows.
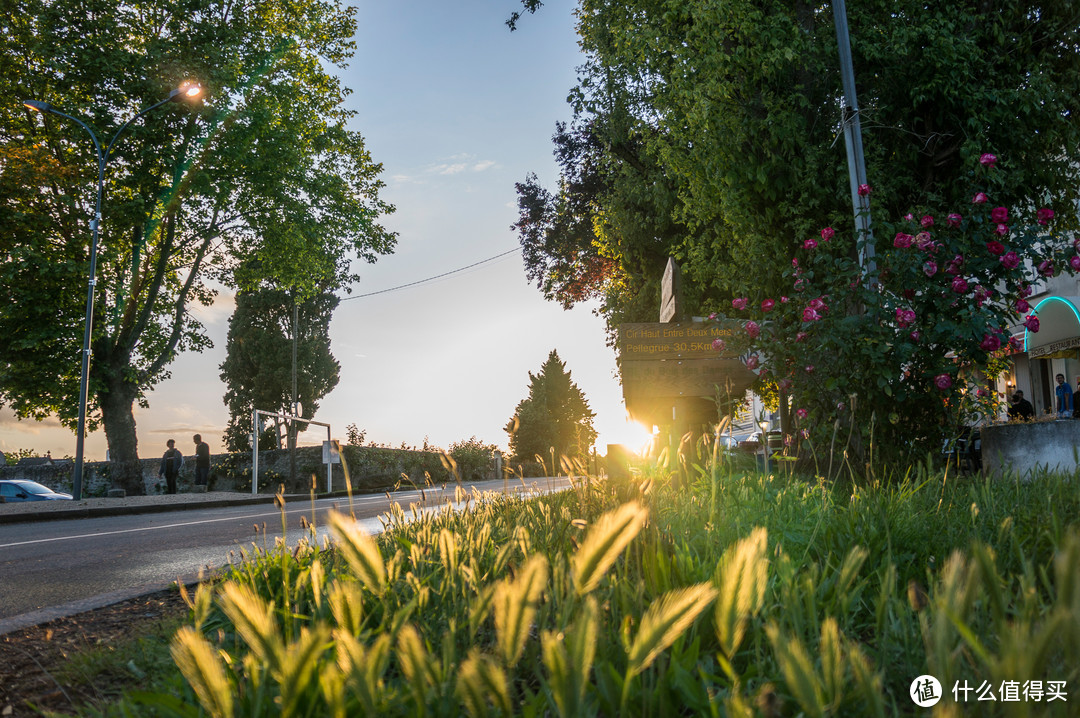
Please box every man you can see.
[1007,390,1034,421]
[1055,374,1073,418]
[158,439,184,494]
[193,434,211,487]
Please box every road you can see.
[0,477,571,632]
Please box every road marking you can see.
[0,500,378,549]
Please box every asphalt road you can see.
[0,477,571,633]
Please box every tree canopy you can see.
[220,288,340,453]
[505,350,597,468]
[515,0,1080,330]
[0,0,396,492]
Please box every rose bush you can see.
[710,156,1077,469]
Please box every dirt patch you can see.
[0,589,190,716]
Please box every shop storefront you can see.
[1015,296,1080,416]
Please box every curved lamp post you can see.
[23,83,202,500]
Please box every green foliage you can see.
[506,350,597,466]
[446,436,499,482]
[515,0,1080,341]
[126,459,1080,717]
[0,0,395,485]
[220,289,341,452]
[721,157,1076,468]
[2,448,36,466]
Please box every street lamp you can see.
[22,83,202,500]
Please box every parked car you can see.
[0,480,73,502]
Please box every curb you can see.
[0,491,361,525]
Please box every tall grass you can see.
[112,461,1080,717]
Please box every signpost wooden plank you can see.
[621,359,752,398]
[660,258,682,323]
[619,321,740,361]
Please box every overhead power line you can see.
[342,247,521,300]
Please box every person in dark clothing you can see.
[193,434,210,487]
[1007,391,1035,421]
[1055,374,1074,418]
[159,439,184,494]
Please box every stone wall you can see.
[981,420,1080,479]
[1,445,497,495]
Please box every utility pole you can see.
[832,0,876,278]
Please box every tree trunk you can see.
[99,383,145,496]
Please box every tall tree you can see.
[505,350,597,467]
[0,0,395,493]
[219,288,340,453]
[515,0,1080,319]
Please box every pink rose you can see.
[1009,337,1023,352]
[858,184,872,197]
[820,226,835,241]
[808,297,828,312]
[780,296,789,303]
[921,215,934,228]
[1016,298,1030,313]
[979,334,1001,352]
[837,401,846,412]
[791,257,799,268]
[804,238,818,250]
[995,224,1009,236]
[946,213,962,227]
[1038,260,1054,277]
[802,307,821,322]
[1000,251,1020,269]
[972,192,988,204]
[805,365,815,374]
[1020,283,1032,298]
[935,374,953,390]
[761,298,776,312]
[915,232,933,251]
[1070,255,1080,272]
[712,338,726,352]
[893,232,914,248]
[951,276,969,294]
[946,255,964,275]
[745,355,759,371]
[795,331,808,342]
[732,297,748,310]
[745,321,760,339]
[895,307,916,328]
[985,240,1005,256]
[1024,315,1040,332]
[796,408,808,420]
[1037,208,1055,225]
[979,153,997,168]
[910,330,921,341]
[904,213,914,222]
[923,260,938,277]
[991,206,1008,223]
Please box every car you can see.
[0,480,73,502]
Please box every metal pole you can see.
[326,425,332,493]
[832,0,875,276]
[252,409,259,495]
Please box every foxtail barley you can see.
[171,626,234,718]
[571,501,648,595]
[327,510,387,593]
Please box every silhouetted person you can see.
[1007,391,1034,421]
[159,439,184,494]
[193,434,210,487]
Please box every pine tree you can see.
[506,350,596,468]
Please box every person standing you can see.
[159,439,184,494]
[193,434,211,488]
[1055,374,1073,418]
[1007,391,1034,421]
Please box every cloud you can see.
[424,154,498,177]
[0,407,63,432]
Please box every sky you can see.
[0,0,654,461]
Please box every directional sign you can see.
[619,321,741,361]
[621,359,755,399]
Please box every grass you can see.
[66,458,1080,716]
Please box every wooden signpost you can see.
[617,259,756,451]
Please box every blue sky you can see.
[0,0,650,460]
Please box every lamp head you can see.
[23,99,50,112]
[169,83,202,102]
